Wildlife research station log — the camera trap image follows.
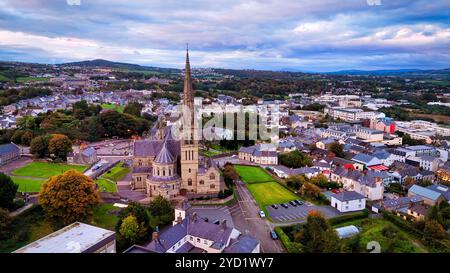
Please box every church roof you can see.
[154,139,175,164]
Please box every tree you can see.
[48,134,73,161]
[423,220,446,244]
[0,173,18,209]
[0,208,11,239]
[124,102,144,117]
[223,163,239,187]
[300,182,322,199]
[99,110,139,137]
[116,201,151,234]
[119,215,141,244]
[30,134,51,158]
[279,150,313,168]
[295,211,340,253]
[20,130,34,146]
[286,175,307,191]
[38,170,100,226]
[11,130,25,144]
[16,116,35,130]
[148,196,174,225]
[403,177,416,190]
[329,142,345,158]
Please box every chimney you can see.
[192,212,198,222]
[221,219,227,229]
[152,231,159,241]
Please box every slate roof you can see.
[426,184,450,201]
[0,143,20,155]
[133,139,180,158]
[351,153,379,166]
[409,185,442,201]
[332,191,365,201]
[154,140,175,164]
[223,235,260,253]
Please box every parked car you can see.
[259,211,266,218]
[281,203,289,209]
[294,199,304,206]
[270,231,278,240]
[271,204,279,209]
[289,200,298,207]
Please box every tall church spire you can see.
[183,44,193,109]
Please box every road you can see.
[230,180,285,253]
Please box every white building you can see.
[331,191,366,213]
[14,222,116,253]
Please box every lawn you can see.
[11,162,87,178]
[11,177,46,193]
[234,165,275,183]
[247,181,298,210]
[92,204,121,231]
[16,76,50,83]
[100,163,130,181]
[335,218,428,253]
[0,74,9,82]
[95,178,118,193]
[101,103,124,113]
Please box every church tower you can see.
[180,45,200,193]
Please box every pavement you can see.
[267,201,341,224]
[230,181,285,253]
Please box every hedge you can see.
[274,226,303,253]
[328,210,369,226]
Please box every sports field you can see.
[247,181,298,210]
[234,165,274,183]
[11,162,87,178]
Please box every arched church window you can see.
[163,168,166,176]
[210,173,215,180]
[210,184,215,189]
[138,159,142,166]
[199,180,204,185]
[188,178,192,186]
[157,168,160,176]
[189,168,191,173]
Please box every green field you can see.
[100,163,130,181]
[11,162,87,178]
[95,178,118,192]
[16,76,50,83]
[92,204,121,231]
[11,177,46,193]
[0,74,9,82]
[101,103,124,113]
[247,182,298,210]
[335,218,428,253]
[234,165,275,183]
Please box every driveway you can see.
[230,181,285,253]
[267,202,341,224]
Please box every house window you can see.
[210,184,215,189]
[199,180,204,185]
[204,240,208,245]
[189,168,191,173]
[190,236,193,241]
[188,178,192,186]
[210,173,215,180]
[197,238,200,243]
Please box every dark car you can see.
[271,204,279,209]
[270,231,278,240]
[294,199,304,206]
[289,200,298,207]
[281,203,289,208]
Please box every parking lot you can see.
[266,202,341,223]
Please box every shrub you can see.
[274,227,303,253]
[329,210,369,226]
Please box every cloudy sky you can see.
[0,0,449,72]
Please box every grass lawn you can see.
[11,162,87,179]
[335,218,428,253]
[95,178,118,193]
[0,74,9,82]
[11,177,46,193]
[16,76,50,83]
[101,103,124,113]
[234,165,275,183]
[247,181,298,211]
[100,163,130,181]
[92,204,121,231]
[200,149,222,157]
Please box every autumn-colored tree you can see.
[38,170,100,226]
[286,175,307,190]
[300,182,322,199]
[48,134,73,161]
[403,177,416,190]
[423,220,446,244]
[30,134,51,158]
[20,130,34,146]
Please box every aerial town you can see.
[0,0,450,259]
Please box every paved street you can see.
[230,181,285,253]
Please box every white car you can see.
[259,211,266,218]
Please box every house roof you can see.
[332,191,365,201]
[351,153,379,166]
[0,142,20,155]
[426,184,450,201]
[409,185,442,201]
[223,235,259,253]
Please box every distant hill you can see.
[60,59,179,74]
[326,68,450,77]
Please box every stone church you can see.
[130,49,223,200]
